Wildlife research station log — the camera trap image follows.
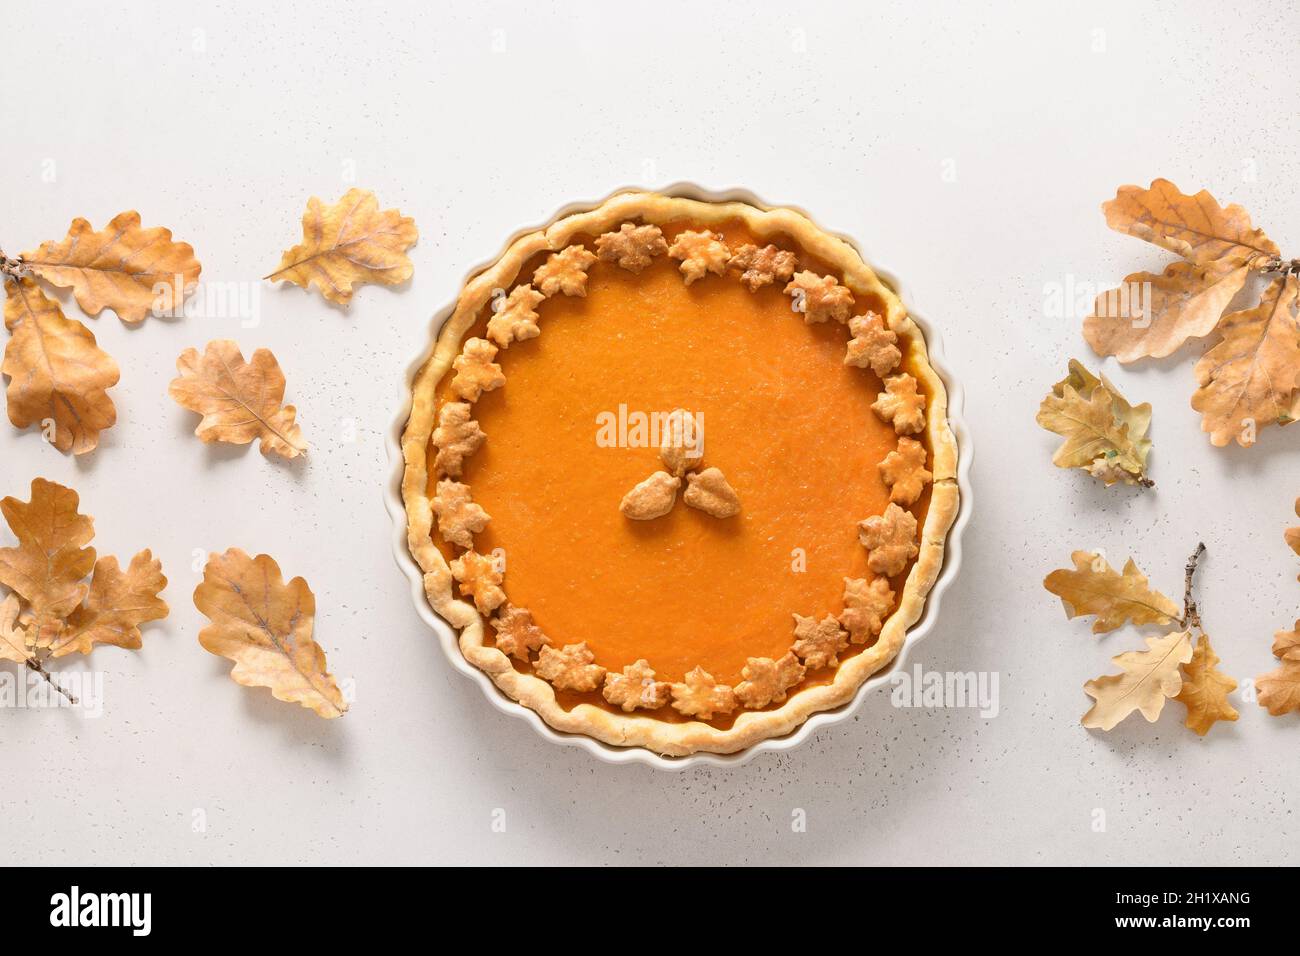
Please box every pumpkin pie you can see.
[401,192,959,757]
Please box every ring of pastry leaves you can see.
[402,192,959,755]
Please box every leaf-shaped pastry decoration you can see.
[1036,359,1152,486]
[1191,275,1300,447]
[20,210,201,323]
[266,188,417,306]
[48,551,168,658]
[1084,260,1250,363]
[1044,550,1181,634]
[3,278,119,454]
[194,549,347,718]
[1173,633,1238,735]
[1103,179,1279,268]
[0,593,33,664]
[1082,631,1193,731]
[168,339,306,459]
[0,478,97,631]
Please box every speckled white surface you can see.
[2,0,1298,865]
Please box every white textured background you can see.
[2,0,1299,865]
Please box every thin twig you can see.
[1181,542,1206,633]
[25,658,78,706]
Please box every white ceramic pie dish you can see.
[384,183,972,771]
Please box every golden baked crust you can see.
[400,191,960,757]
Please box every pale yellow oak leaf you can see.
[1082,631,1193,731]
[1043,550,1180,634]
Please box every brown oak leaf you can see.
[267,188,417,306]
[432,479,490,548]
[858,503,919,576]
[534,642,606,692]
[0,593,33,664]
[844,311,901,377]
[603,659,671,712]
[1258,661,1300,716]
[194,549,347,718]
[728,243,797,292]
[169,340,306,459]
[533,245,597,297]
[595,223,667,274]
[451,337,506,402]
[1191,275,1300,448]
[791,613,849,670]
[1036,359,1152,486]
[1084,260,1250,363]
[670,666,737,720]
[1082,631,1193,731]
[431,401,486,478]
[0,478,97,631]
[1103,179,1278,269]
[1043,551,1181,634]
[3,278,119,454]
[48,551,167,658]
[21,210,201,323]
[1174,633,1238,735]
[1272,622,1300,661]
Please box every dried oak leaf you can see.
[169,340,306,459]
[791,613,849,670]
[451,337,505,402]
[734,652,805,709]
[1103,179,1278,269]
[845,311,901,377]
[1043,550,1181,634]
[431,402,486,478]
[533,245,597,298]
[1191,275,1300,448]
[620,471,679,520]
[670,666,737,720]
[840,576,894,644]
[1285,499,1300,568]
[490,604,550,661]
[1084,260,1250,363]
[0,593,33,664]
[194,549,347,718]
[3,277,119,454]
[486,284,544,348]
[0,478,96,631]
[872,373,925,435]
[879,437,932,506]
[267,188,417,306]
[667,230,730,285]
[784,270,853,324]
[48,551,167,658]
[1174,633,1238,735]
[858,502,918,576]
[728,243,797,292]
[1035,359,1151,486]
[1258,621,1300,717]
[21,210,201,323]
[603,659,671,712]
[432,479,490,548]
[683,467,741,518]
[1082,631,1193,731]
[534,642,606,692]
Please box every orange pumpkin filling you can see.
[428,220,929,726]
